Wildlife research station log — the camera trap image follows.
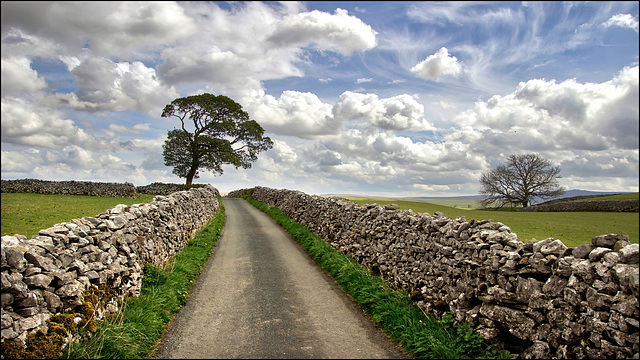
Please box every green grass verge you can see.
[61,197,225,359]
[1,193,157,238]
[241,195,510,359]
[345,196,639,248]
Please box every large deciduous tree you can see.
[161,93,273,185]
[479,153,565,208]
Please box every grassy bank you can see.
[242,195,510,359]
[1,193,157,238]
[62,197,225,359]
[344,196,639,248]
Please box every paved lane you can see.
[155,198,410,359]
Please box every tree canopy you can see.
[479,153,565,208]
[161,93,273,185]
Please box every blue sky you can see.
[1,1,638,196]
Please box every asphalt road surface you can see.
[154,198,411,359]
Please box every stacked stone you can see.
[136,182,207,196]
[1,179,137,198]
[226,188,254,198]
[518,199,638,212]
[1,185,220,349]
[245,186,639,359]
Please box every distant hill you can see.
[406,189,632,203]
[405,194,485,201]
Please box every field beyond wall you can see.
[2,191,637,250]
[343,195,639,248]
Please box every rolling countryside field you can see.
[344,194,638,248]
[2,192,637,249]
[1,192,157,238]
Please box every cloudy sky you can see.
[1,1,638,197]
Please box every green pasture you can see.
[1,192,157,238]
[2,192,637,249]
[576,192,639,201]
[404,198,481,209]
[344,196,639,248]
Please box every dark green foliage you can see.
[161,93,273,185]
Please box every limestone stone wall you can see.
[1,179,137,198]
[231,186,639,359]
[1,185,220,348]
[136,182,207,196]
[518,199,638,212]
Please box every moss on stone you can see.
[0,284,120,359]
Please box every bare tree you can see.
[479,153,565,208]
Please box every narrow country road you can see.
[154,198,410,359]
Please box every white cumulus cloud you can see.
[48,57,178,114]
[1,56,47,97]
[411,47,462,81]
[602,14,639,32]
[267,8,377,56]
[333,91,435,131]
[1,1,197,59]
[1,98,97,149]
[449,65,639,179]
[247,90,340,138]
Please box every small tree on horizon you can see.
[479,153,565,208]
[161,93,273,185]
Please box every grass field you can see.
[1,192,157,238]
[375,192,639,209]
[2,192,637,249]
[344,196,638,248]
[403,198,481,209]
[576,192,639,201]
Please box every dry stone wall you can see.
[1,179,137,198]
[232,186,639,359]
[136,182,208,196]
[518,199,639,212]
[1,185,220,349]
[0,178,213,198]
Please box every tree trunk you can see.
[185,163,198,186]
